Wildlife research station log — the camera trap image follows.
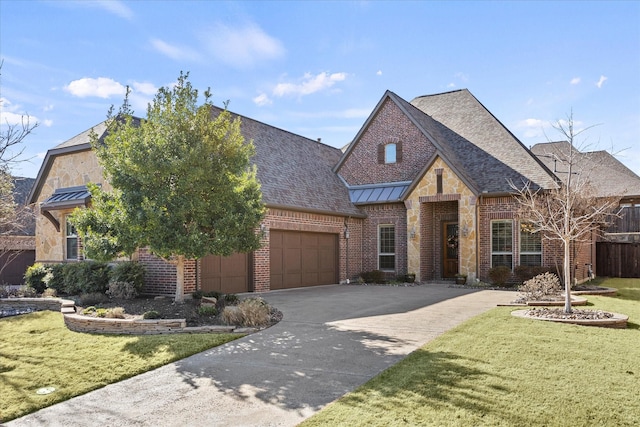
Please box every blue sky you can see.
[1,1,639,179]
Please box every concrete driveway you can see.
[7,283,514,427]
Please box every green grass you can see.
[302,277,640,427]
[0,311,241,422]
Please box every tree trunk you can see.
[174,255,185,303]
[563,237,572,313]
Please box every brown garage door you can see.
[200,252,250,294]
[270,230,338,290]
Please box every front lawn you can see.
[301,277,640,427]
[0,311,241,422]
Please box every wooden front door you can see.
[443,222,459,278]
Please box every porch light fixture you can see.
[409,226,416,239]
[344,226,350,239]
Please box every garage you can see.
[199,252,250,294]
[270,230,338,290]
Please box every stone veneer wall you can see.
[405,157,476,282]
[34,150,111,263]
[253,208,359,292]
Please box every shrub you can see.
[191,290,203,300]
[24,263,49,294]
[42,288,57,298]
[360,270,386,284]
[197,305,217,316]
[105,307,126,319]
[143,310,160,319]
[222,297,270,327]
[106,281,138,300]
[82,306,97,315]
[215,293,239,311]
[109,262,145,293]
[518,272,562,301]
[514,265,555,283]
[488,265,512,286]
[79,292,108,306]
[44,264,65,293]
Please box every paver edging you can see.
[511,309,629,329]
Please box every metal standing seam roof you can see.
[41,186,92,210]
[348,182,411,204]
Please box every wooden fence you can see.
[596,242,640,278]
[607,206,640,233]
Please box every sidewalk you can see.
[7,284,514,426]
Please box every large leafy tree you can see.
[72,72,265,301]
[512,114,620,313]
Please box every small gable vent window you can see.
[378,142,403,164]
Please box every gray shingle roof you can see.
[531,141,640,198]
[408,89,558,193]
[212,107,363,217]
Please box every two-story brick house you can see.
[29,88,606,296]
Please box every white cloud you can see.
[376,70,383,76]
[447,83,456,88]
[65,77,126,99]
[132,81,158,96]
[570,77,581,85]
[0,97,39,126]
[43,119,53,127]
[253,93,272,107]
[454,72,469,82]
[43,104,54,112]
[273,72,347,98]
[200,22,285,68]
[150,38,201,62]
[596,75,608,88]
[516,118,548,138]
[93,0,134,20]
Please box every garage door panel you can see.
[201,252,249,294]
[270,230,338,289]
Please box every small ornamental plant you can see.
[516,272,562,303]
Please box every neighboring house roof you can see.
[531,141,640,199]
[4,177,36,236]
[409,89,559,194]
[213,107,363,217]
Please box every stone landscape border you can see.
[511,309,629,329]
[0,298,257,335]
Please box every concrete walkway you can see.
[8,284,514,427]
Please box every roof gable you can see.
[410,89,558,192]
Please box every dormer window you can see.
[385,143,397,164]
[377,141,403,164]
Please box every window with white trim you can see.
[378,224,395,271]
[66,219,78,260]
[491,220,513,269]
[520,222,542,266]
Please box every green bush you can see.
[44,263,65,293]
[488,265,512,287]
[143,310,160,319]
[109,262,145,293]
[197,305,217,316]
[361,270,386,284]
[24,263,49,294]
